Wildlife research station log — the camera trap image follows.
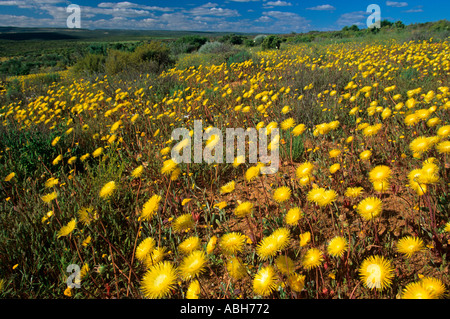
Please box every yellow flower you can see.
[141,261,178,299]
[41,191,58,203]
[359,255,394,290]
[369,165,392,183]
[141,194,162,221]
[285,207,303,226]
[296,162,314,179]
[327,236,348,258]
[172,213,194,233]
[178,236,201,255]
[292,124,306,136]
[302,248,324,270]
[51,136,60,146]
[410,136,431,154]
[64,286,72,297]
[359,150,372,161]
[220,232,246,255]
[186,280,201,299]
[436,141,450,154]
[245,165,260,182]
[329,163,340,174]
[77,206,98,225]
[273,186,291,203]
[420,277,446,298]
[345,187,364,198]
[57,218,77,238]
[329,149,341,158]
[161,158,178,175]
[396,236,424,258]
[136,237,156,261]
[206,236,217,254]
[299,232,311,247]
[99,181,116,199]
[281,118,295,130]
[226,257,247,280]
[436,125,450,138]
[234,201,253,218]
[275,255,295,275]
[401,281,437,299]
[52,154,63,165]
[45,177,59,188]
[4,172,15,182]
[253,266,277,296]
[220,180,235,194]
[179,250,207,281]
[356,197,383,221]
[288,273,305,292]
[92,147,103,158]
[131,165,144,178]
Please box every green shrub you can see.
[261,35,282,50]
[227,50,253,65]
[72,53,106,76]
[198,42,233,54]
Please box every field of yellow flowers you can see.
[0,38,449,299]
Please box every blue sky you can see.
[0,0,447,33]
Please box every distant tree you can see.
[395,21,406,29]
[219,33,245,45]
[349,25,360,32]
[261,35,282,50]
[175,36,208,53]
[381,19,394,28]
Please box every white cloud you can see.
[264,1,292,7]
[386,1,408,7]
[337,11,369,27]
[306,4,336,11]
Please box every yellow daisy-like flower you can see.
[141,194,162,221]
[51,136,60,146]
[363,124,383,137]
[141,261,178,299]
[4,172,15,182]
[145,247,167,268]
[172,213,194,233]
[359,255,394,290]
[302,248,324,270]
[99,181,116,199]
[131,165,144,178]
[206,236,217,254]
[226,257,247,280]
[299,232,311,247]
[327,236,348,258]
[444,221,450,233]
[288,273,305,292]
[396,236,424,258]
[52,154,63,165]
[234,201,253,218]
[68,156,77,165]
[179,250,207,281]
[186,280,201,299]
[296,161,314,179]
[178,236,201,255]
[161,158,178,175]
[436,141,450,154]
[345,187,364,198]
[64,286,72,297]
[92,147,103,158]
[410,136,431,154]
[329,163,340,174]
[356,197,383,221]
[273,186,291,203]
[285,207,303,226]
[77,206,98,225]
[359,150,372,161]
[275,255,295,275]
[45,177,59,188]
[220,180,235,194]
[369,165,392,183]
[281,118,296,131]
[401,282,437,299]
[245,165,260,182]
[220,232,246,255]
[292,124,306,136]
[437,125,450,138]
[41,191,58,203]
[136,237,156,261]
[256,228,290,261]
[420,277,446,298]
[57,218,77,238]
[329,149,341,158]
[253,266,277,296]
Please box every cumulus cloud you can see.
[386,1,408,7]
[306,4,336,11]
